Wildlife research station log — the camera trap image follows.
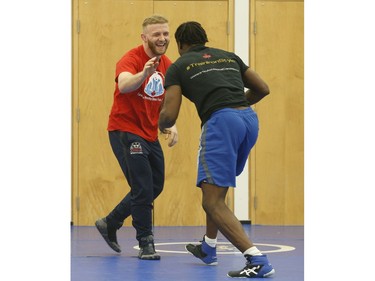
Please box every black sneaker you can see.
[227,255,275,278]
[138,235,160,260]
[95,218,121,253]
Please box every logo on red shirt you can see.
[144,72,165,97]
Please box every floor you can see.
[71,224,304,280]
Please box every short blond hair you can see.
[142,14,169,30]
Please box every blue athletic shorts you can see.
[197,107,259,188]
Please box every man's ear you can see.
[141,33,147,42]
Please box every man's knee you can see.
[202,197,220,215]
[201,183,228,214]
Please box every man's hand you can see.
[143,56,160,77]
[161,124,178,147]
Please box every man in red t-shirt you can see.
[95,15,178,260]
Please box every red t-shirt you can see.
[107,45,172,142]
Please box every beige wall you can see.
[249,0,304,225]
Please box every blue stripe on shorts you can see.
[197,107,259,188]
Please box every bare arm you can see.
[242,68,270,105]
[118,56,160,94]
[159,85,183,132]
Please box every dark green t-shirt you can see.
[164,45,250,126]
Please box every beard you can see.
[148,40,169,56]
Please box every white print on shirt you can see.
[144,72,165,97]
[137,92,163,101]
[190,67,239,79]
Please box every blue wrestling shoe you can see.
[227,254,275,278]
[185,238,217,265]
